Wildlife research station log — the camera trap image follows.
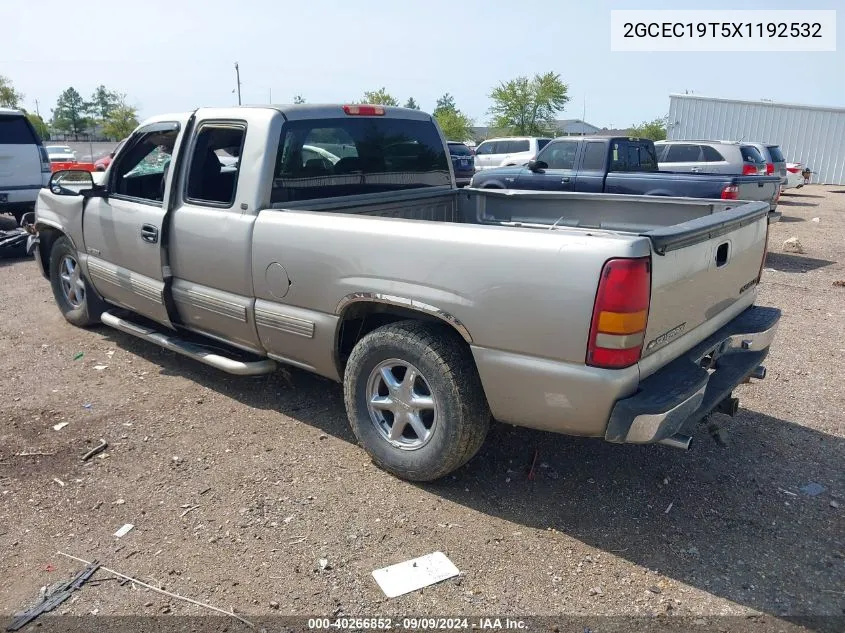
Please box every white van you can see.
[473,137,552,171]
[0,108,51,223]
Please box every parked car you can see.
[447,141,474,186]
[94,139,127,171]
[474,136,552,171]
[470,136,782,219]
[654,140,767,175]
[31,105,780,482]
[0,108,52,223]
[784,162,812,189]
[746,142,787,185]
[45,145,77,164]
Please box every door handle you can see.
[140,224,159,244]
[561,177,571,183]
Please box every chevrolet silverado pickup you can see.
[31,104,780,481]
[469,135,782,220]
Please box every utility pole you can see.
[234,62,242,105]
[34,98,41,118]
[582,95,586,136]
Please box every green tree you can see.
[102,96,139,140]
[0,75,24,109]
[27,113,49,140]
[628,116,668,141]
[293,95,306,104]
[434,108,474,142]
[403,97,420,110]
[52,87,91,139]
[359,87,399,106]
[488,71,570,136]
[434,93,456,115]
[87,85,120,121]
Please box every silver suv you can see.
[655,140,767,176]
[745,142,787,185]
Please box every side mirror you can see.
[49,170,106,199]
[528,159,548,172]
[50,170,94,195]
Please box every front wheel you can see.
[49,236,105,327]
[343,321,491,481]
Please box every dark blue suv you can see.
[447,141,474,187]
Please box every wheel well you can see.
[35,226,65,278]
[482,183,504,189]
[335,303,471,374]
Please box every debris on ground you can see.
[664,502,673,514]
[318,558,330,571]
[72,352,84,361]
[800,482,827,497]
[52,478,65,488]
[7,561,100,631]
[57,552,254,627]
[93,365,108,371]
[831,501,840,509]
[834,280,845,287]
[81,439,108,462]
[811,217,820,222]
[648,586,663,594]
[179,505,199,518]
[371,551,459,598]
[527,448,539,481]
[114,524,134,538]
[52,422,68,431]
[82,403,93,410]
[782,237,804,254]
[589,587,603,596]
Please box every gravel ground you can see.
[0,186,843,632]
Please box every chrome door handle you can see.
[141,224,159,244]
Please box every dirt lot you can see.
[1,187,843,631]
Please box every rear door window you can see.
[701,145,726,162]
[272,117,450,203]
[766,145,785,162]
[664,144,702,163]
[0,115,37,144]
[506,139,530,153]
[475,142,492,155]
[581,142,607,170]
[185,123,246,206]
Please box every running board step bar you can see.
[100,311,277,376]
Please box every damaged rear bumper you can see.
[605,305,781,445]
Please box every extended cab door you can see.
[82,120,186,326]
[515,139,579,191]
[572,140,608,192]
[166,111,272,352]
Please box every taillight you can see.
[742,164,758,175]
[343,104,385,116]
[786,165,801,173]
[586,257,651,369]
[721,185,739,200]
[38,146,51,173]
[766,163,774,175]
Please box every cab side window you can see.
[538,141,578,170]
[185,123,246,206]
[475,142,493,155]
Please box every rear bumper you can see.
[605,305,781,444]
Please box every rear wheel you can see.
[49,236,105,327]
[343,320,490,481]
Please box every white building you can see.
[668,94,845,185]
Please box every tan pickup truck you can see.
[31,104,780,481]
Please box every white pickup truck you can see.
[31,104,780,481]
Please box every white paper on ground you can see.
[371,551,459,598]
[114,523,134,538]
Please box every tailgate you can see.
[734,176,779,204]
[0,115,42,190]
[640,201,769,361]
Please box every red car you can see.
[94,139,126,171]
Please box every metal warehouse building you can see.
[668,94,845,185]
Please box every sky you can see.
[2,0,842,129]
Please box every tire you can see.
[343,320,490,482]
[49,236,105,327]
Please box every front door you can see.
[515,139,579,191]
[82,121,183,326]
